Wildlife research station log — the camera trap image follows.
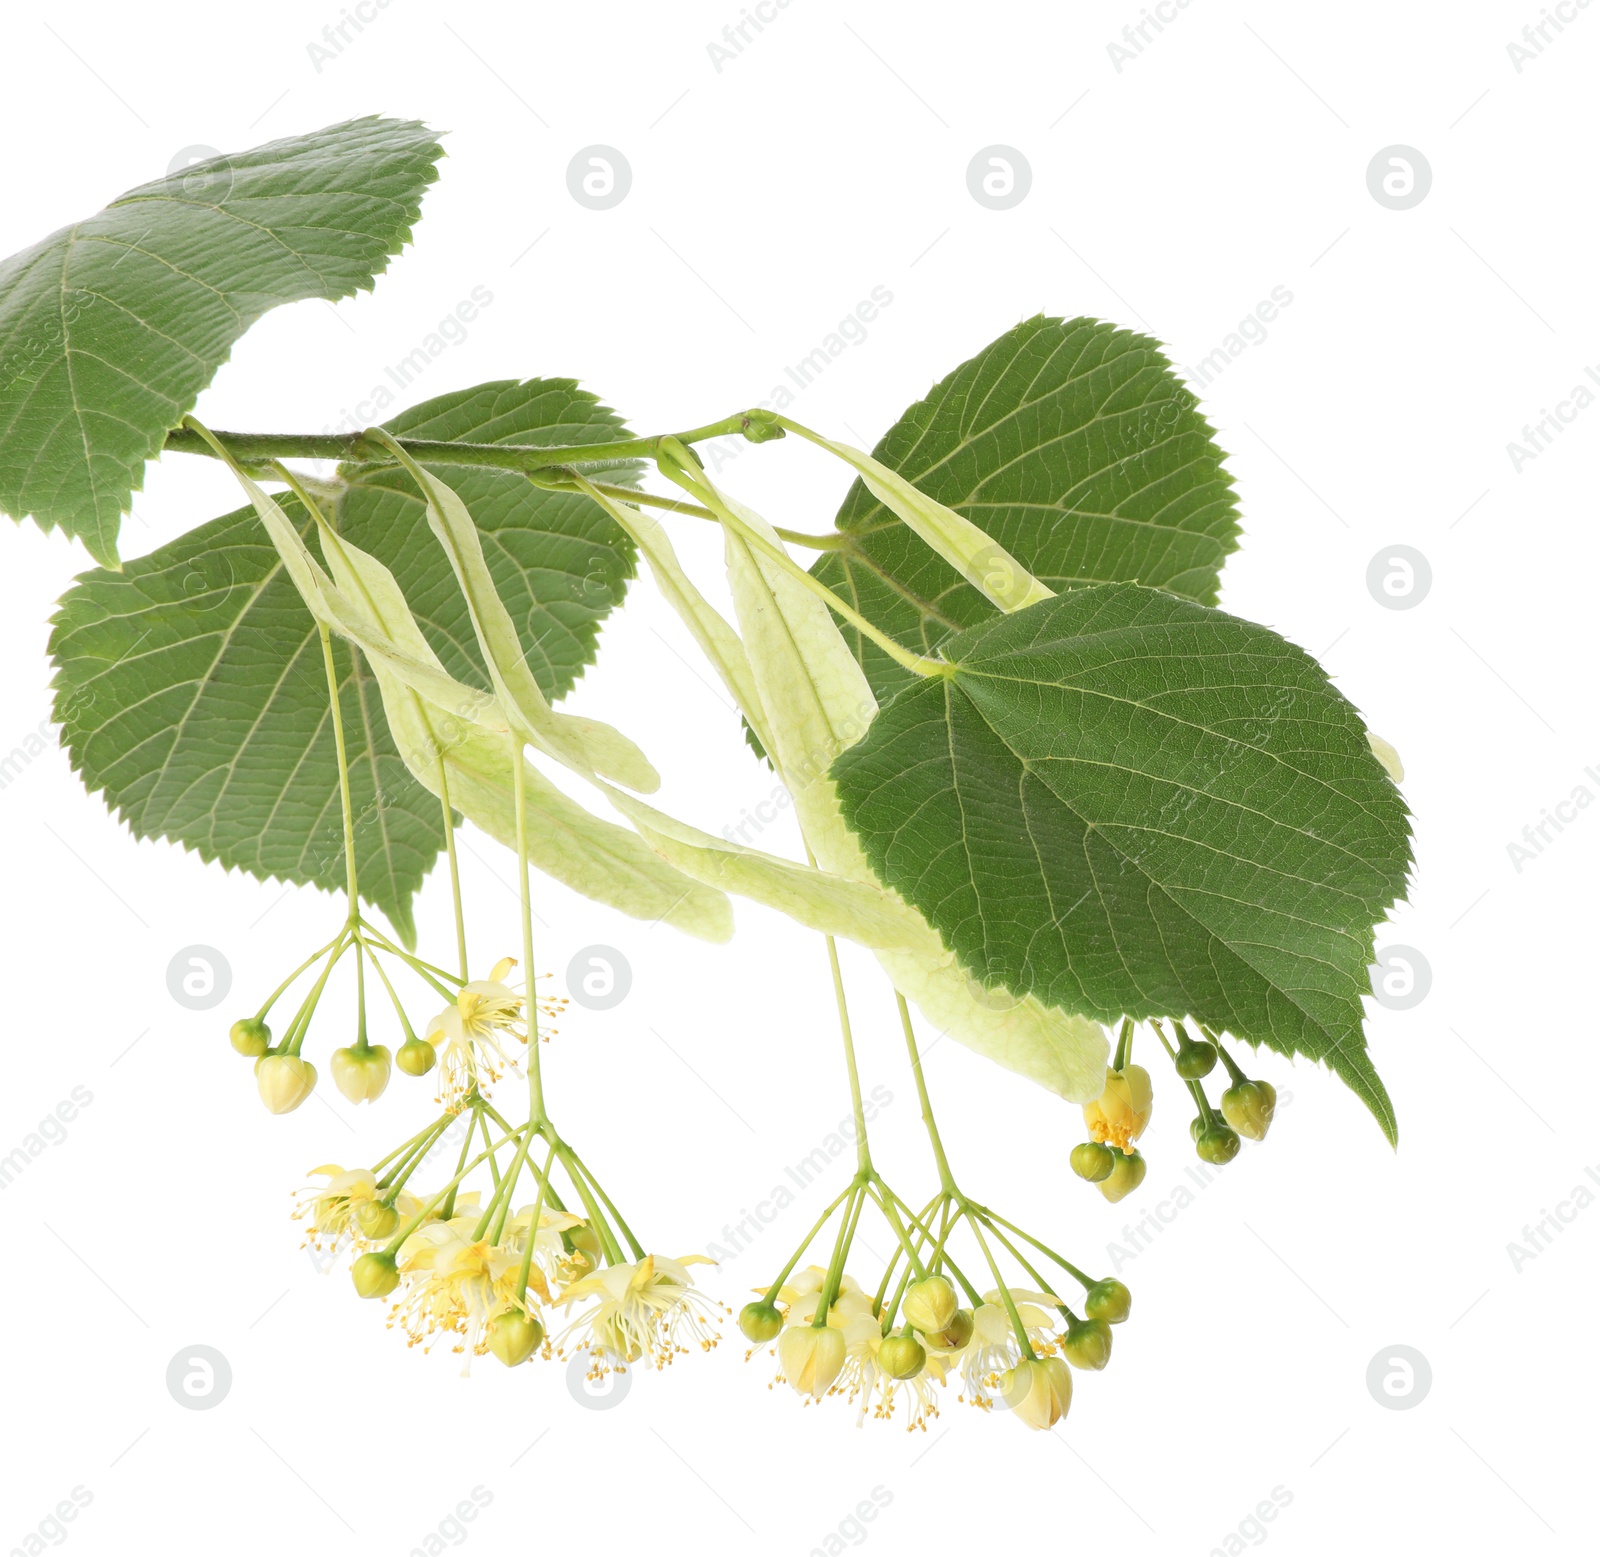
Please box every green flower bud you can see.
[1084,1278,1132,1325]
[739,1301,784,1343]
[230,1017,271,1057]
[355,1200,399,1240]
[351,1250,398,1299]
[487,1309,543,1367]
[927,1308,975,1352]
[1220,1079,1277,1141]
[740,409,786,444]
[1098,1146,1146,1204]
[1062,1316,1113,1371]
[395,1036,437,1077]
[1196,1121,1242,1164]
[1070,1141,1116,1183]
[902,1274,958,1334]
[331,1043,392,1105]
[1173,1036,1218,1080]
[877,1333,927,1380]
[1190,1114,1205,1142]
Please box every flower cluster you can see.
[1071,1019,1279,1202]
[739,1183,1130,1433]
[296,1094,722,1380]
[230,940,566,1116]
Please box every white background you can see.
[1,3,1595,1554]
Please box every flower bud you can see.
[878,1333,927,1381]
[1070,1141,1116,1183]
[351,1250,398,1299]
[1190,1114,1205,1142]
[1098,1146,1146,1204]
[1062,1316,1113,1371]
[1173,1036,1218,1080]
[487,1308,543,1367]
[739,1301,783,1343]
[255,1054,317,1115]
[778,1323,846,1398]
[902,1274,958,1335]
[355,1200,399,1240]
[926,1308,975,1352]
[1082,1065,1154,1150]
[1001,1356,1072,1430]
[740,408,786,444]
[331,1043,392,1105]
[1084,1278,1132,1325]
[230,1017,271,1057]
[395,1036,437,1077]
[1195,1121,1242,1165]
[1220,1079,1277,1141]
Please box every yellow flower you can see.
[774,1266,875,1329]
[296,1164,379,1245]
[958,1291,1061,1405]
[1001,1356,1072,1430]
[501,1203,590,1299]
[559,1254,721,1373]
[1082,1065,1154,1151]
[835,1315,949,1430]
[425,957,524,1106]
[391,1215,526,1364]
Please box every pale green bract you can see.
[573,475,1111,1102]
[789,422,1053,614]
[367,434,659,794]
[196,429,732,943]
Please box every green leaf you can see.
[0,116,443,565]
[49,495,437,941]
[831,584,1412,1139]
[48,379,639,940]
[811,315,1240,703]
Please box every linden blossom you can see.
[2,117,1419,1426]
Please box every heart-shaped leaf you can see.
[0,116,443,564]
[48,379,638,941]
[811,315,1240,703]
[831,583,1411,1138]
